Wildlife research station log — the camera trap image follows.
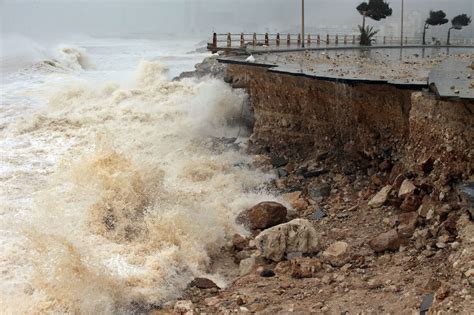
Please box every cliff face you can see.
[408,93,473,178]
[226,64,473,178]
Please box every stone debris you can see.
[237,202,288,230]
[260,269,276,277]
[312,208,327,220]
[397,212,419,238]
[232,234,249,251]
[239,257,257,276]
[368,185,392,208]
[189,278,220,290]
[419,293,435,315]
[165,51,473,314]
[255,219,319,262]
[283,191,309,211]
[369,229,402,252]
[322,241,350,267]
[174,300,194,314]
[398,179,417,198]
[308,182,331,199]
[271,156,288,168]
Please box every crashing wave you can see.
[1,59,277,313]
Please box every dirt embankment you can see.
[225,64,473,183]
[160,62,473,314]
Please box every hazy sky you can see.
[1,0,473,40]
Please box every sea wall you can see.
[225,64,473,177]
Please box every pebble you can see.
[260,269,276,277]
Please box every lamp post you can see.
[302,0,305,48]
[400,0,404,46]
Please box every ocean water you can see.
[0,37,277,313]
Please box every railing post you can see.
[317,34,321,45]
[297,33,301,46]
[405,36,408,45]
[353,35,356,44]
[227,33,231,48]
[307,34,311,45]
[344,35,347,45]
[326,34,330,45]
[287,34,291,46]
[265,33,269,46]
[383,36,386,44]
[253,33,257,46]
[240,33,245,48]
[335,35,339,45]
[276,33,280,46]
[213,32,217,49]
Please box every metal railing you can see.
[208,32,474,51]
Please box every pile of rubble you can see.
[158,146,472,314]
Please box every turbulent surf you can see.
[0,40,275,313]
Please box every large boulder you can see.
[255,219,320,262]
[237,202,287,230]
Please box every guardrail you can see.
[207,32,474,52]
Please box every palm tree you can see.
[359,26,379,46]
[423,10,448,45]
[356,0,393,46]
[447,14,472,45]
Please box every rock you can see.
[398,179,417,198]
[174,56,226,81]
[260,269,275,277]
[274,261,292,274]
[174,300,193,314]
[392,174,406,191]
[289,257,322,278]
[285,252,303,260]
[418,196,436,218]
[369,229,402,252]
[419,293,434,314]
[234,249,253,263]
[232,234,248,251]
[312,208,327,220]
[189,278,219,289]
[367,278,383,289]
[239,257,256,276]
[204,297,221,307]
[400,194,421,212]
[464,269,474,278]
[303,167,329,178]
[420,157,434,174]
[274,257,322,278]
[277,168,289,178]
[397,212,418,238]
[282,191,308,211]
[368,185,392,208]
[255,219,320,262]
[308,183,331,199]
[237,202,287,230]
[322,241,350,267]
[458,182,474,208]
[271,156,288,168]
